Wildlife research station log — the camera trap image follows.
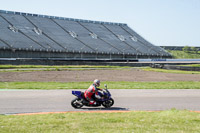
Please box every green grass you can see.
[168,50,200,59]
[0,65,132,72]
[141,67,200,74]
[0,110,200,133]
[0,65,130,69]
[1,81,200,90]
[178,64,200,67]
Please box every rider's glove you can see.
[95,94,101,99]
[97,88,103,91]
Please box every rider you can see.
[84,79,102,105]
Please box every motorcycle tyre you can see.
[71,97,83,109]
[102,98,114,108]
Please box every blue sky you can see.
[0,0,200,46]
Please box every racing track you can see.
[1,89,200,115]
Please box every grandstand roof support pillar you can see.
[96,52,98,59]
[81,53,83,59]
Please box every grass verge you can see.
[0,65,131,72]
[141,67,200,74]
[1,81,200,90]
[0,65,131,69]
[178,64,200,67]
[0,109,200,133]
[168,50,200,59]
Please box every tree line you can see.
[182,46,199,54]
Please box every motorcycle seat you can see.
[81,92,88,101]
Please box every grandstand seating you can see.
[0,10,171,59]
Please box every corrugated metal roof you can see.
[0,10,171,57]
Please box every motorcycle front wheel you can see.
[102,98,114,108]
[71,98,83,109]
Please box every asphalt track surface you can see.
[1,89,200,115]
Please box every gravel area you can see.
[0,68,199,82]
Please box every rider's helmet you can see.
[93,79,100,87]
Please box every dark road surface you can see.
[0,89,200,115]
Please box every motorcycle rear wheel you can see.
[102,98,114,108]
[71,98,83,109]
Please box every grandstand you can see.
[0,10,171,64]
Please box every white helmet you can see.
[93,79,100,87]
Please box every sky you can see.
[0,0,200,46]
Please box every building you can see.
[0,10,171,64]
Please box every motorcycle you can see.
[71,84,114,108]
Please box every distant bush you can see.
[182,46,199,54]
[191,47,198,54]
[168,50,200,59]
[182,46,190,53]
